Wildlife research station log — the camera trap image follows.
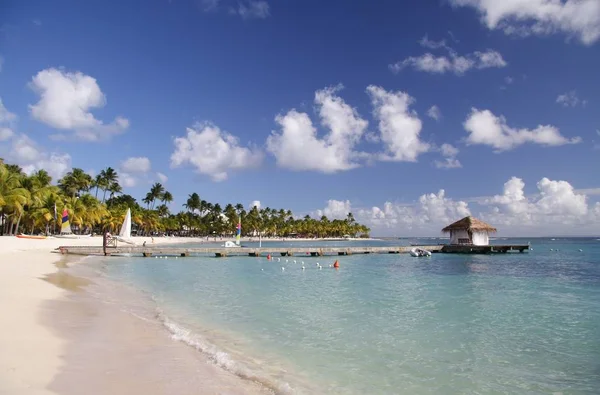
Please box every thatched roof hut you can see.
[442,216,496,246]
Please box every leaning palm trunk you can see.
[14,212,23,235]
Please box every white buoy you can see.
[155,256,158,259]
[286,259,288,263]
[281,267,285,271]
[261,268,264,271]
[302,266,305,270]
[579,249,583,252]
[277,258,280,262]
[293,260,296,264]
[319,266,322,270]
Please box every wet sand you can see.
[44,262,271,395]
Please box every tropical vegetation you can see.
[0,159,370,238]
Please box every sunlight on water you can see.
[90,238,600,394]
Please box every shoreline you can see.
[0,235,271,395]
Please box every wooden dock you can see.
[55,244,529,257]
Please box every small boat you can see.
[55,208,91,239]
[223,241,240,248]
[410,248,432,257]
[115,208,136,245]
[16,234,47,240]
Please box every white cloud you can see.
[464,108,581,151]
[28,68,129,141]
[120,172,137,188]
[419,35,450,50]
[315,199,352,220]
[0,98,17,124]
[351,176,600,235]
[234,1,270,19]
[556,90,586,107]
[449,0,600,45]
[250,200,261,209]
[0,98,70,179]
[482,176,590,229]
[390,45,507,75]
[0,128,14,141]
[156,172,168,183]
[427,105,442,121]
[356,189,471,233]
[121,157,151,174]
[171,122,263,181]
[3,134,71,180]
[0,98,16,142]
[366,85,430,162]
[505,76,514,84]
[434,143,462,169]
[267,85,368,173]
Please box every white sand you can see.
[0,235,193,395]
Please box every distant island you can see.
[0,160,370,239]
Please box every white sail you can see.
[119,208,132,239]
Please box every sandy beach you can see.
[0,235,270,395]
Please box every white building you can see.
[442,216,497,246]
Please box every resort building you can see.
[442,216,497,246]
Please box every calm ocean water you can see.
[84,238,600,394]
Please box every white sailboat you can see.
[115,208,136,245]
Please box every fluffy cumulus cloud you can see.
[315,199,352,220]
[434,143,462,169]
[367,85,430,162]
[5,134,71,180]
[351,176,600,235]
[390,37,506,75]
[28,68,129,141]
[464,108,581,151]
[481,177,593,230]
[267,85,369,173]
[171,122,263,181]
[356,190,471,234]
[117,157,152,188]
[556,90,586,107]
[0,98,71,179]
[449,0,600,45]
[120,172,138,188]
[250,200,261,209]
[427,105,442,121]
[233,0,270,19]
[121,157,151,173]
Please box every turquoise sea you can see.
[83,238,600,394]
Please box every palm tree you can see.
[99,167,118,202]
[0,164,30,235]
[148,183,165,210]
[108,182,122,200]
[184,193,201,213]
[58,168,92,198]
[142,193,153,210]
[161,191,173,205]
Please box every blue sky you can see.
[1,0,599,235]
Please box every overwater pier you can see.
[55,244,529,257]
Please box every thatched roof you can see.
[442,216,497,233]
